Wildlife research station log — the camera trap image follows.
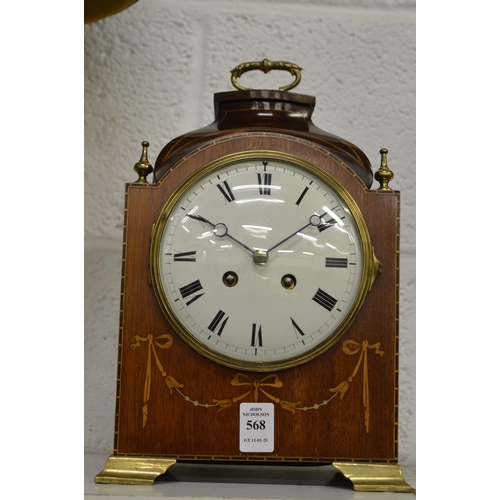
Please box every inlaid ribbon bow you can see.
[330,339,384,433]
[131,333,175,426]
[231,373,283,403]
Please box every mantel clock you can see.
[95,60,412,492]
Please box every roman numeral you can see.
[317,218,337,232]
[291,317,306,338]
[173,250,197,262]
[295,186,309,205]
[208,310,229,336]
[179,279,205,306]
[251,323,263,347]
[257,173,272,195]
[325,257,348,268]
[312,288,337,312]
[216,181,235,203]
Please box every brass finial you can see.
[375,148,394,191]
[134,141,153,184]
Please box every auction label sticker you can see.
[239,402,274,452]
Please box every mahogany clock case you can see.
[114,116,400,463]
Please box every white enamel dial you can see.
[151,153,374,371]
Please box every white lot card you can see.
[239,403,274,452]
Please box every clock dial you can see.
[151,152,376,371]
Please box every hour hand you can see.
[187,213,215,227]
[187,213,255,256]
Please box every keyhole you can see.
[281,274,297,290]
[223,271,239,287]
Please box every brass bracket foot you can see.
[331,462,413,492]
[94,455,177,485]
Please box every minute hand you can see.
[267,212,327,253]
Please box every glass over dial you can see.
[150,152,375,371]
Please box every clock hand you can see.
[186,214,215,227]
[187,214,255,255]
[267,212,327,254]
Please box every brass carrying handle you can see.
[230,59,302,91]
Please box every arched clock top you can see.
[153,89,373,188]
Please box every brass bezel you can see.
[150,151,377,372]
